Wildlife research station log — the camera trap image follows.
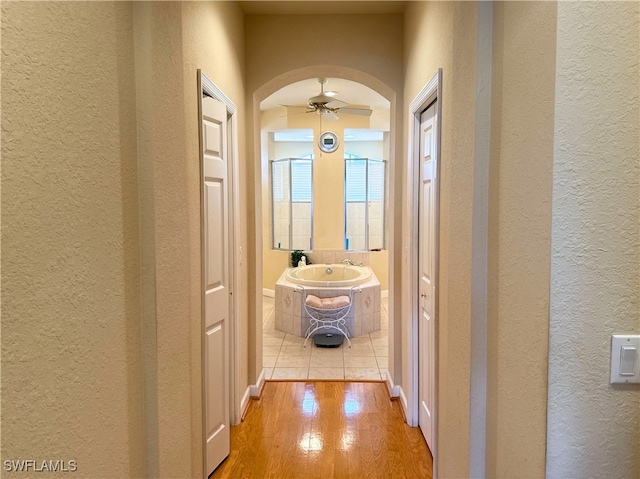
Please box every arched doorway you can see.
[249,66,401,396]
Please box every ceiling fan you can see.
[296,78,373,122]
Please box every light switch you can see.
[611,335,640,384]
[620,346,637,375]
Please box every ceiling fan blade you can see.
[322,111,340,122]
[338,107,373,117]
[325,99,348,108]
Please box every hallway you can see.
[211,381,433,479]
[3,2,638,478]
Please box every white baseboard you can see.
[240,386,251,419]
[250,369,265,397]
[381,290,389,299]
[240,370,266,420]
[399,386,410,422]
[385,370,401,398]
[263,288,275,298]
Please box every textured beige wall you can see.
[132,2,247,476]
[246,13,403,384]
[132,4,196,475]
[547,2,640,477]
[485,3,556,477]
[403,4,564,477]
[245,14,404,103]
[1,2,143,476]
[181,3,247,476]
[404,2,478,477]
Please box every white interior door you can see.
[418,102,437,452]
[202,96,230,477]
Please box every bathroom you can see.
[260,78,390,380]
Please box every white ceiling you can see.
[260,77,389,111]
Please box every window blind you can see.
[291,160,312,203]
[345,160,367,202]
[368,160,384,201]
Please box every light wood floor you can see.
[211,381,433,479]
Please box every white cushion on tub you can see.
[305,294,351,309]
[305,295,324,309]
[326,296,350,309]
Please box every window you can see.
[271,158,313,251]
[344,158,385,251]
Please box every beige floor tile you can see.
[262,296,392,383]
[375,356,388,369]
[282,334,305,345]
[263,345,283,356]
[349,335,372,345]
[275,355,310,368]
[263,336,284,346]
[310,355,344,368]
[373,346,389,357]
[308,368,345,380]
[270,368,308,380]
[263,296,275,306]
[280,344,312,356]
[371,336,388,347]
[310,346,344,359]
[264,328,285,338]
[344,356,378,368]
[343,343,375,356]
[369,329,387,339]
[263,356,278,368]
[344,368,381,380]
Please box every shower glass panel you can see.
[344,158,385,251]
[271,158,313,251]
[367,159,385,250]
[272,160,290,250]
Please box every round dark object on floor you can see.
[313,333,345,348]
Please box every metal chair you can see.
[294,285,362,348]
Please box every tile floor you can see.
[262,295,389,381]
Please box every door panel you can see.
[419,102,437,452]
[205,180,224,293]
[205,322,225,443]
[202,96,230,477]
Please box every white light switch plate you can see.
[611,335,640,384]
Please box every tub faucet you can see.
[342,258,363,266]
